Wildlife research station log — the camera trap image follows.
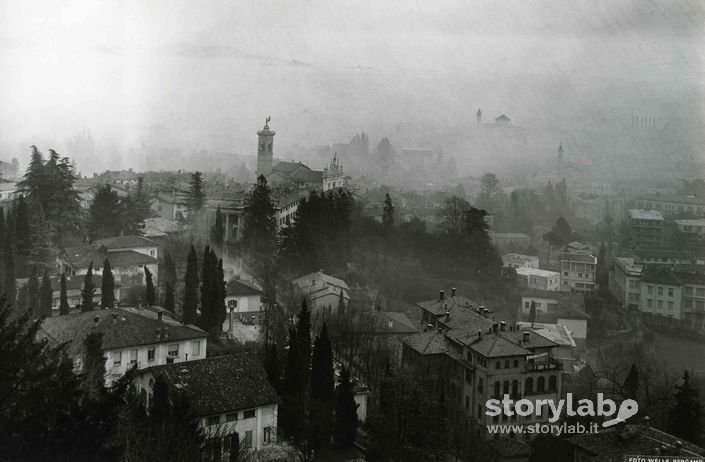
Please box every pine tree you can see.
[211,206,225,247]
[145,266,156,306]
[59,272,70,315]
[188,171,205,212]
[334,366,358,447]
[101,258,115,309]
[27,266,40,316]
[27,197,54,272]
[88,185,123,240]
[81,261,95,312]
[382,192,395,235]
[183,245,199,324]
[163,282,175,313]
[242,175,276,260]
[311,323,335,449]
[669,370,703,444]
[39,270,53,317]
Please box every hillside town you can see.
[2,2,705,462]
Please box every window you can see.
[130,349,138,365]
[243,409,256,419]
[113,351,122,366]
[657,300,663,309]
[697,288,705,297]
[263,427,271,443]
[525,378,533,394]
[549,375,557,391]
[647,299,653,308]
[503,381,509,395]
[478,378,484,393]
[243,431,253,449]
[513,359,519,368]
[685,299,693,309]
[668,301,674,311]
[658,287,663,296]
[524,301,530,309]
[496,361,501,369]
[168,344,179,357]
[648,285,653,295]
[148,347,155,362]
[668,288,674,297]
[685,287,694,296]
[537,377,545,393]
[504,360,509,368]
[226,413,238,422]
[697,300,705,311]
[494,382,501,399]
[149,250,155,256]
[512,380,518,397]
[192,340,201,356]
[563,272,568,277]
[207,415,221,426]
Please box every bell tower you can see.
[256,116,275,178]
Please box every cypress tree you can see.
[27,266,40,316]
[3,239,16,309]
[198,246,214,331]
[188,171,205,212]
[211,206,225,247]
[214,257,226,331]
[623,363,639,400]
[382,192,395,235]
[264,343,280,392]
[163,252,177,288]
[310,323,335,449]
[39,270,53,317]
[101,258,115,309]
[59,273,70,315]
[669,370,703,444]
[297,299,312,391]
[145,266,156,306]
[183,245,199,325]
[242,175,276,259]
[163,282,175,313]
[282,327,304,441]
[529,300,537,327]
[334,366,358,447]
[81,262,95,312]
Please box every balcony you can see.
[525,357,562,372]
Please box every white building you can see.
[40,307,207,386]
[516,267,560,291]
[559,245,597,294]
[134,352,280,458]
[224,279,263,333]
[322,154,346,191]
[520,289,589,349]
[502,253,539,269]
[610,257,643,308]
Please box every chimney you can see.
[492,323,499,333]
[439,290,445,301]
[93,315,100,327]
[500,321,506,332]
[522,331,530,343]
[445,311,450,322]
[643,416,651,427]
[155,328,161,339]
[675,440,682,455]
[478,330,482,339]
[158,311,163,322]
[451,287,456,297]
[163,327,169,340]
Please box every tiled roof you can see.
[63,247,158,269]
[402,330,451,356]
[145,352,281,416]
[641,269,684,286]
[628,209,664,221]
[674,271,705,286]
[560,250,596,263]
[40,308,205,356]
[566,425,705,460]
[520,289,589,319]
[292,271,350,303]
[470,335,530,358]
[226,279,263,297]
[142,217,181,237]
[417,294,476,316]
[515,322,576,347]
[486,437,532,457]
[374,311,418,335]
[94,235,157,249]
[515,267,559,278]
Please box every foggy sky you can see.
[0,0,703,173]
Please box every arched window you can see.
[513,359,519,368]
[494,381,500,398]
[537,376,546,393]
[549,375,557,391]
[525,377,533,394]
[504,360,510,368]
[496,361,501,369]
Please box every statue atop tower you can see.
[256,117,275,178]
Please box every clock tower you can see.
[256,117,275,178]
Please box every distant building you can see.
[515,267,560,291]
[57,235,160,301]
[291,270,350,313]
[40,307,207,386]
[639,269,705,323]
[610,257,643,309]
[628,209,664,249]
[559,245,597,294]
[636,193,705,217]
[141,217,182,238]
[49,274,106,313]
[0,182,17,204]
[0,159,19,181]
[495,114,512,126]
[502,253,539,269]
[134,352,280,457]
[322,154,346,191]
[491,232,531,252]
[151,188,191,221]
[224,279,263,333]
[518,289,589,349]
[630,248,705,267]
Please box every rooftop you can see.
[520,289,589,319]
[515,267,560,278]
[62,246,158,269]
[94,235,158,249]
[628,209,664,221]
[675,218,705,227]
[226,279,263,297]
[142,217,181,237]
[374,311,418,335]
[40,307,205,357]
[402,330,452,356]
[417,293,477,317]
[639,193,705,206]
[145,352,280,417]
